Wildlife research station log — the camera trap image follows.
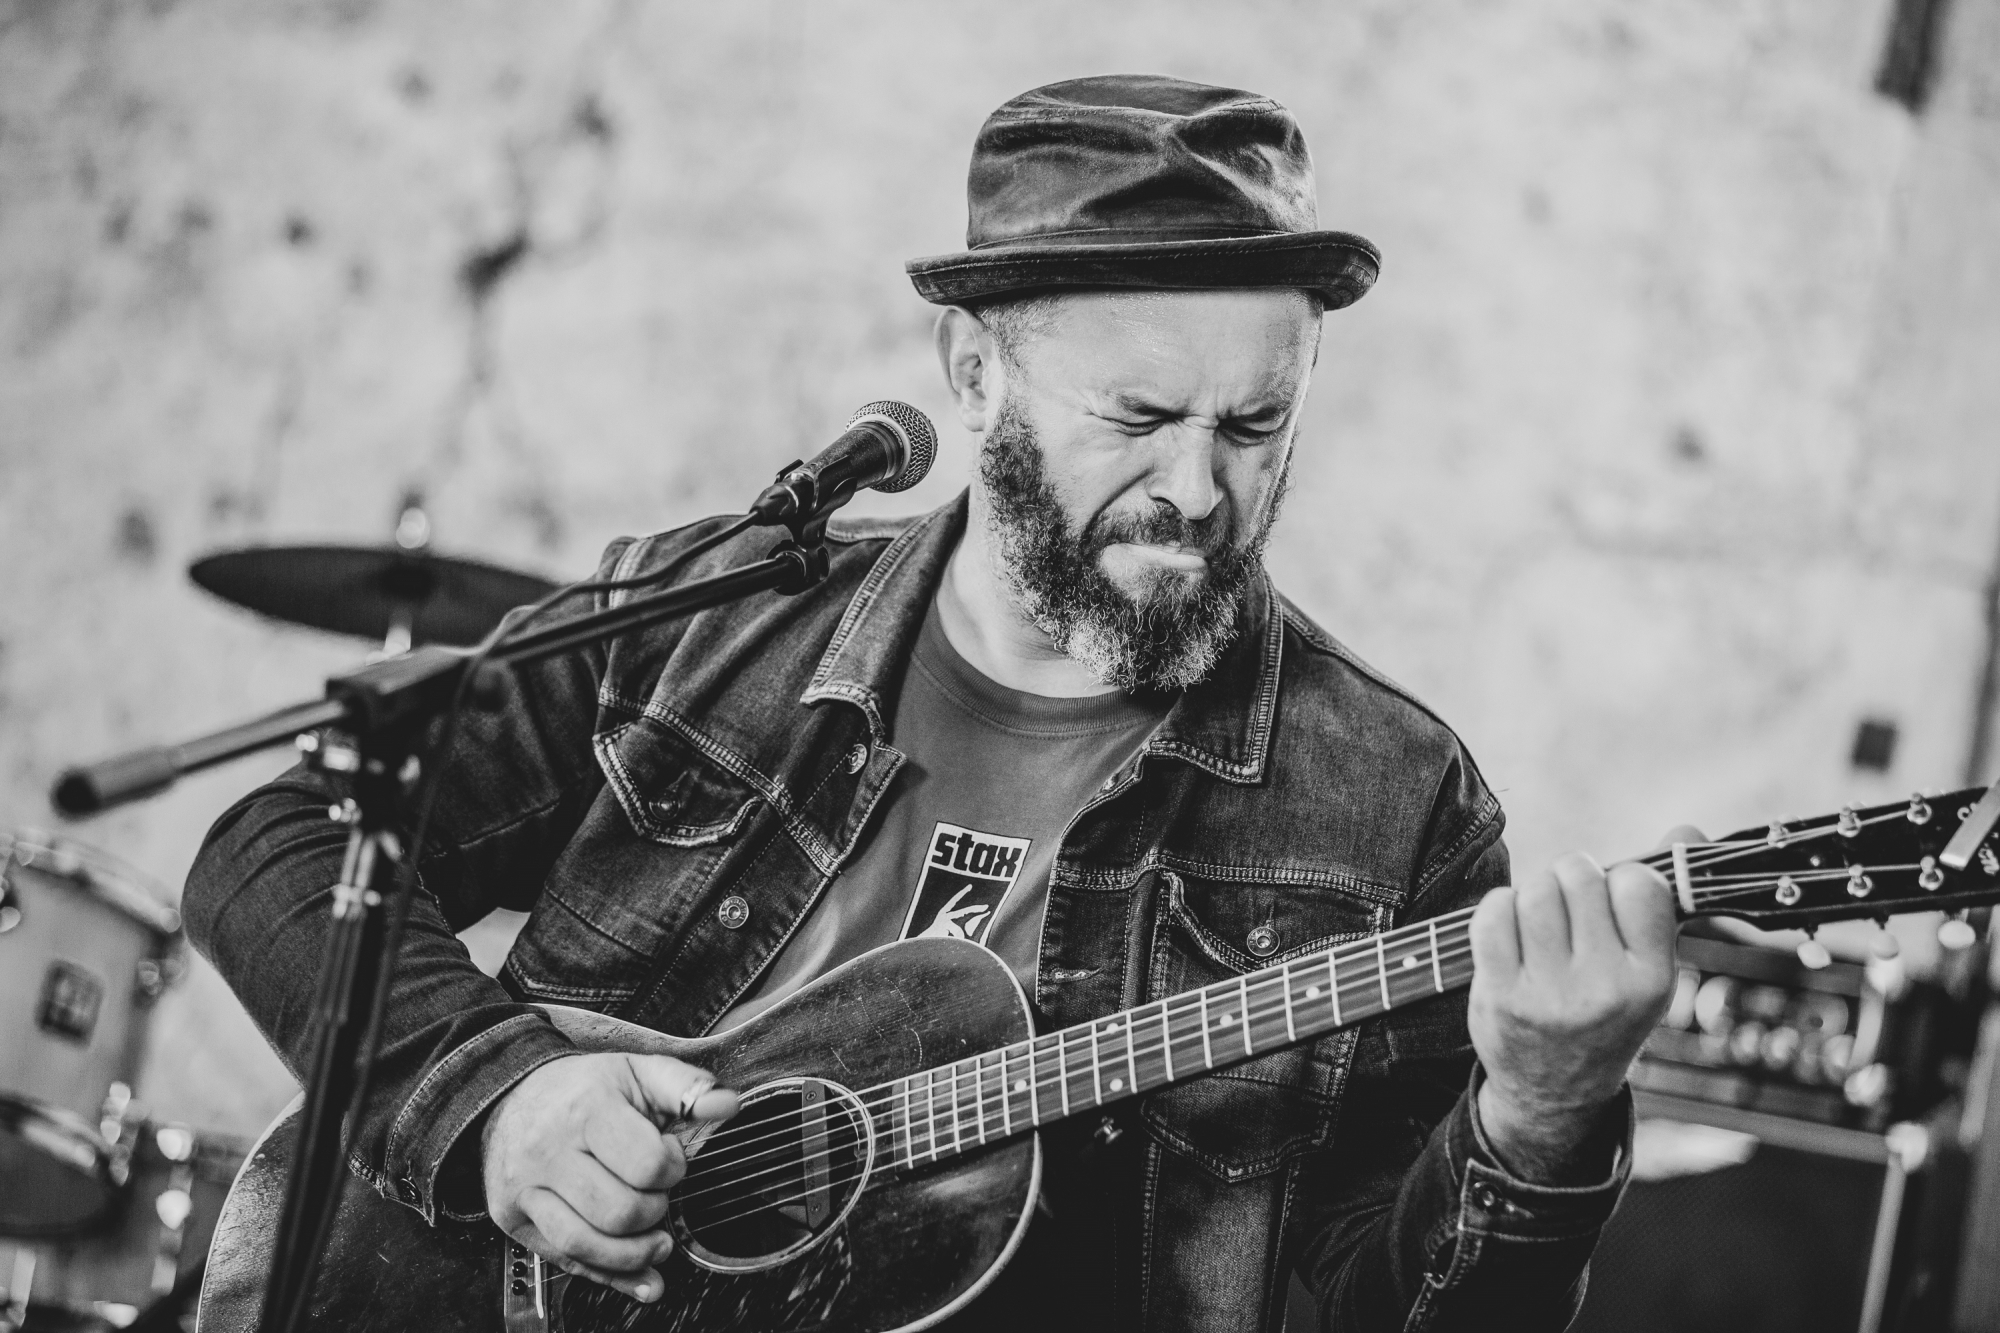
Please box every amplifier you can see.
[1629,931,1950,1131]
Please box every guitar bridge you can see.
[503,1238,561,1333]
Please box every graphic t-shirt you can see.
[715,602,1167,1032]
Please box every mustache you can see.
[1085,502,1236,556]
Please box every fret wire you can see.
[1032,1024,1048,1120]
[925,1069,939,1162]
[1428,919,1444,993]
[1374,933,1391,1012]
[1281,960,1297,1044]
[1327,950,1342,1025]
[1124,1016,1139,1094]
[950,1064,963,1156]
[901,1077,914,1168]
[974,1054,988,1145]
[1239,974,1254,1056]
[1159,1000,1176,1083]
[1000,1049,1013,1137]
[1089,1020,1105,1103]
[1199,987,1214,1067]
[1056,1032,1072,1118]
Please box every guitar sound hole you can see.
[674,1079,870,1269]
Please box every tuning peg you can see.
[1797,937,1833,970]
[1869,929,1900,960]
[1938,912,1978,950]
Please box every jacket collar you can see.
[804,491,1279,785]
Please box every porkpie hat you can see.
[906,74,1379,308]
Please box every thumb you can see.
[620,1054,740,1128]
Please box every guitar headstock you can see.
[1653,784,2000,930]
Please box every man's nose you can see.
[1144,428,1223,524]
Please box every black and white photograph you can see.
[2,2,1999,1330]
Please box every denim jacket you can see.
[185,494,1629,1332]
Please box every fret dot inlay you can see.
[1306,986,1321,998]
[1014,1080,1027,1092]
[1109,1077,1124,1092]
[1402,956,1418,969]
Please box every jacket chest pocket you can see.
[595,716,762,847]
[1139,869,1390,1181]
[507,717,766,1009]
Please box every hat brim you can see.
[905,230,1380,308]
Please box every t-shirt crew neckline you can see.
[913,602,1164,738]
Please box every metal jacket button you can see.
[844,744,870,774]
[1246,924,1279,957]
[717,895,751,930]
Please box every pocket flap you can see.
[594,716,760,846]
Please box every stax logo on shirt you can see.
[898,822,1032,947]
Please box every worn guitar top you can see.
[717,603,1168,1033]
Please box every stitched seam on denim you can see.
[1165,874,1386,975]
[1413,796,1505,898]
[384,1012,557,1195]
[593,724,763,846]
[1142,739,1259,781]
[694,868,838,1038]
[634,830,792,1022]
[421,1039,575,1223]
[539,882,661,958]
[1268,1163,1302,1333]
[500,960,636,1004]
[1141,1117,1310,1179]
[1137,1137,1163,1319]
[1155,853,1403,903]
[625,701,839,873]
[806,503,943,697]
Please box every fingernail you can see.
[635,1281,657,1302]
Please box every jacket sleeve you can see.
[181,541,634,1224]
[1293,749,1633,1332]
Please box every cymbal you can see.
[189,545,559,648]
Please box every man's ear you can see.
[935,306,1000,433]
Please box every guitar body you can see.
[199,937,1041,1333]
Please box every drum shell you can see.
[0,835,180,1236]
[0,1123,245,1321]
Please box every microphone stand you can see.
[52,519,832,1333]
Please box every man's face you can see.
[976,288,1318,691]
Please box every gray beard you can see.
[977,399,1286,693]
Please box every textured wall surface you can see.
[2,0,1998,1139]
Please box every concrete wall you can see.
[2,0,1997,1140]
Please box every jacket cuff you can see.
[1450,1065,1632,1242]
[378,1012,578,1223]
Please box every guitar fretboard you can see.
[877,909,1476,1170]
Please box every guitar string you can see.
[668,837,1952,1203]
[667,826,1926,1185]
[672,930,1488,1208]
[673,854,1935,1227]
[666,820,1966,1210]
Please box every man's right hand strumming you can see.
[481,1052,739,1303]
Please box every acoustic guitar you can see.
[198,785,2000,1332]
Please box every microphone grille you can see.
[848,400,937,493]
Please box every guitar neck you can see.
[878,907,1477,1170]
[871,784,2000,1171]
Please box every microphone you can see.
[751,401,937,526]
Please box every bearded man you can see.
[187,76,1678,1332]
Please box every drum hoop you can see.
[3,829,181,938]
[0,1092,125,1238]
